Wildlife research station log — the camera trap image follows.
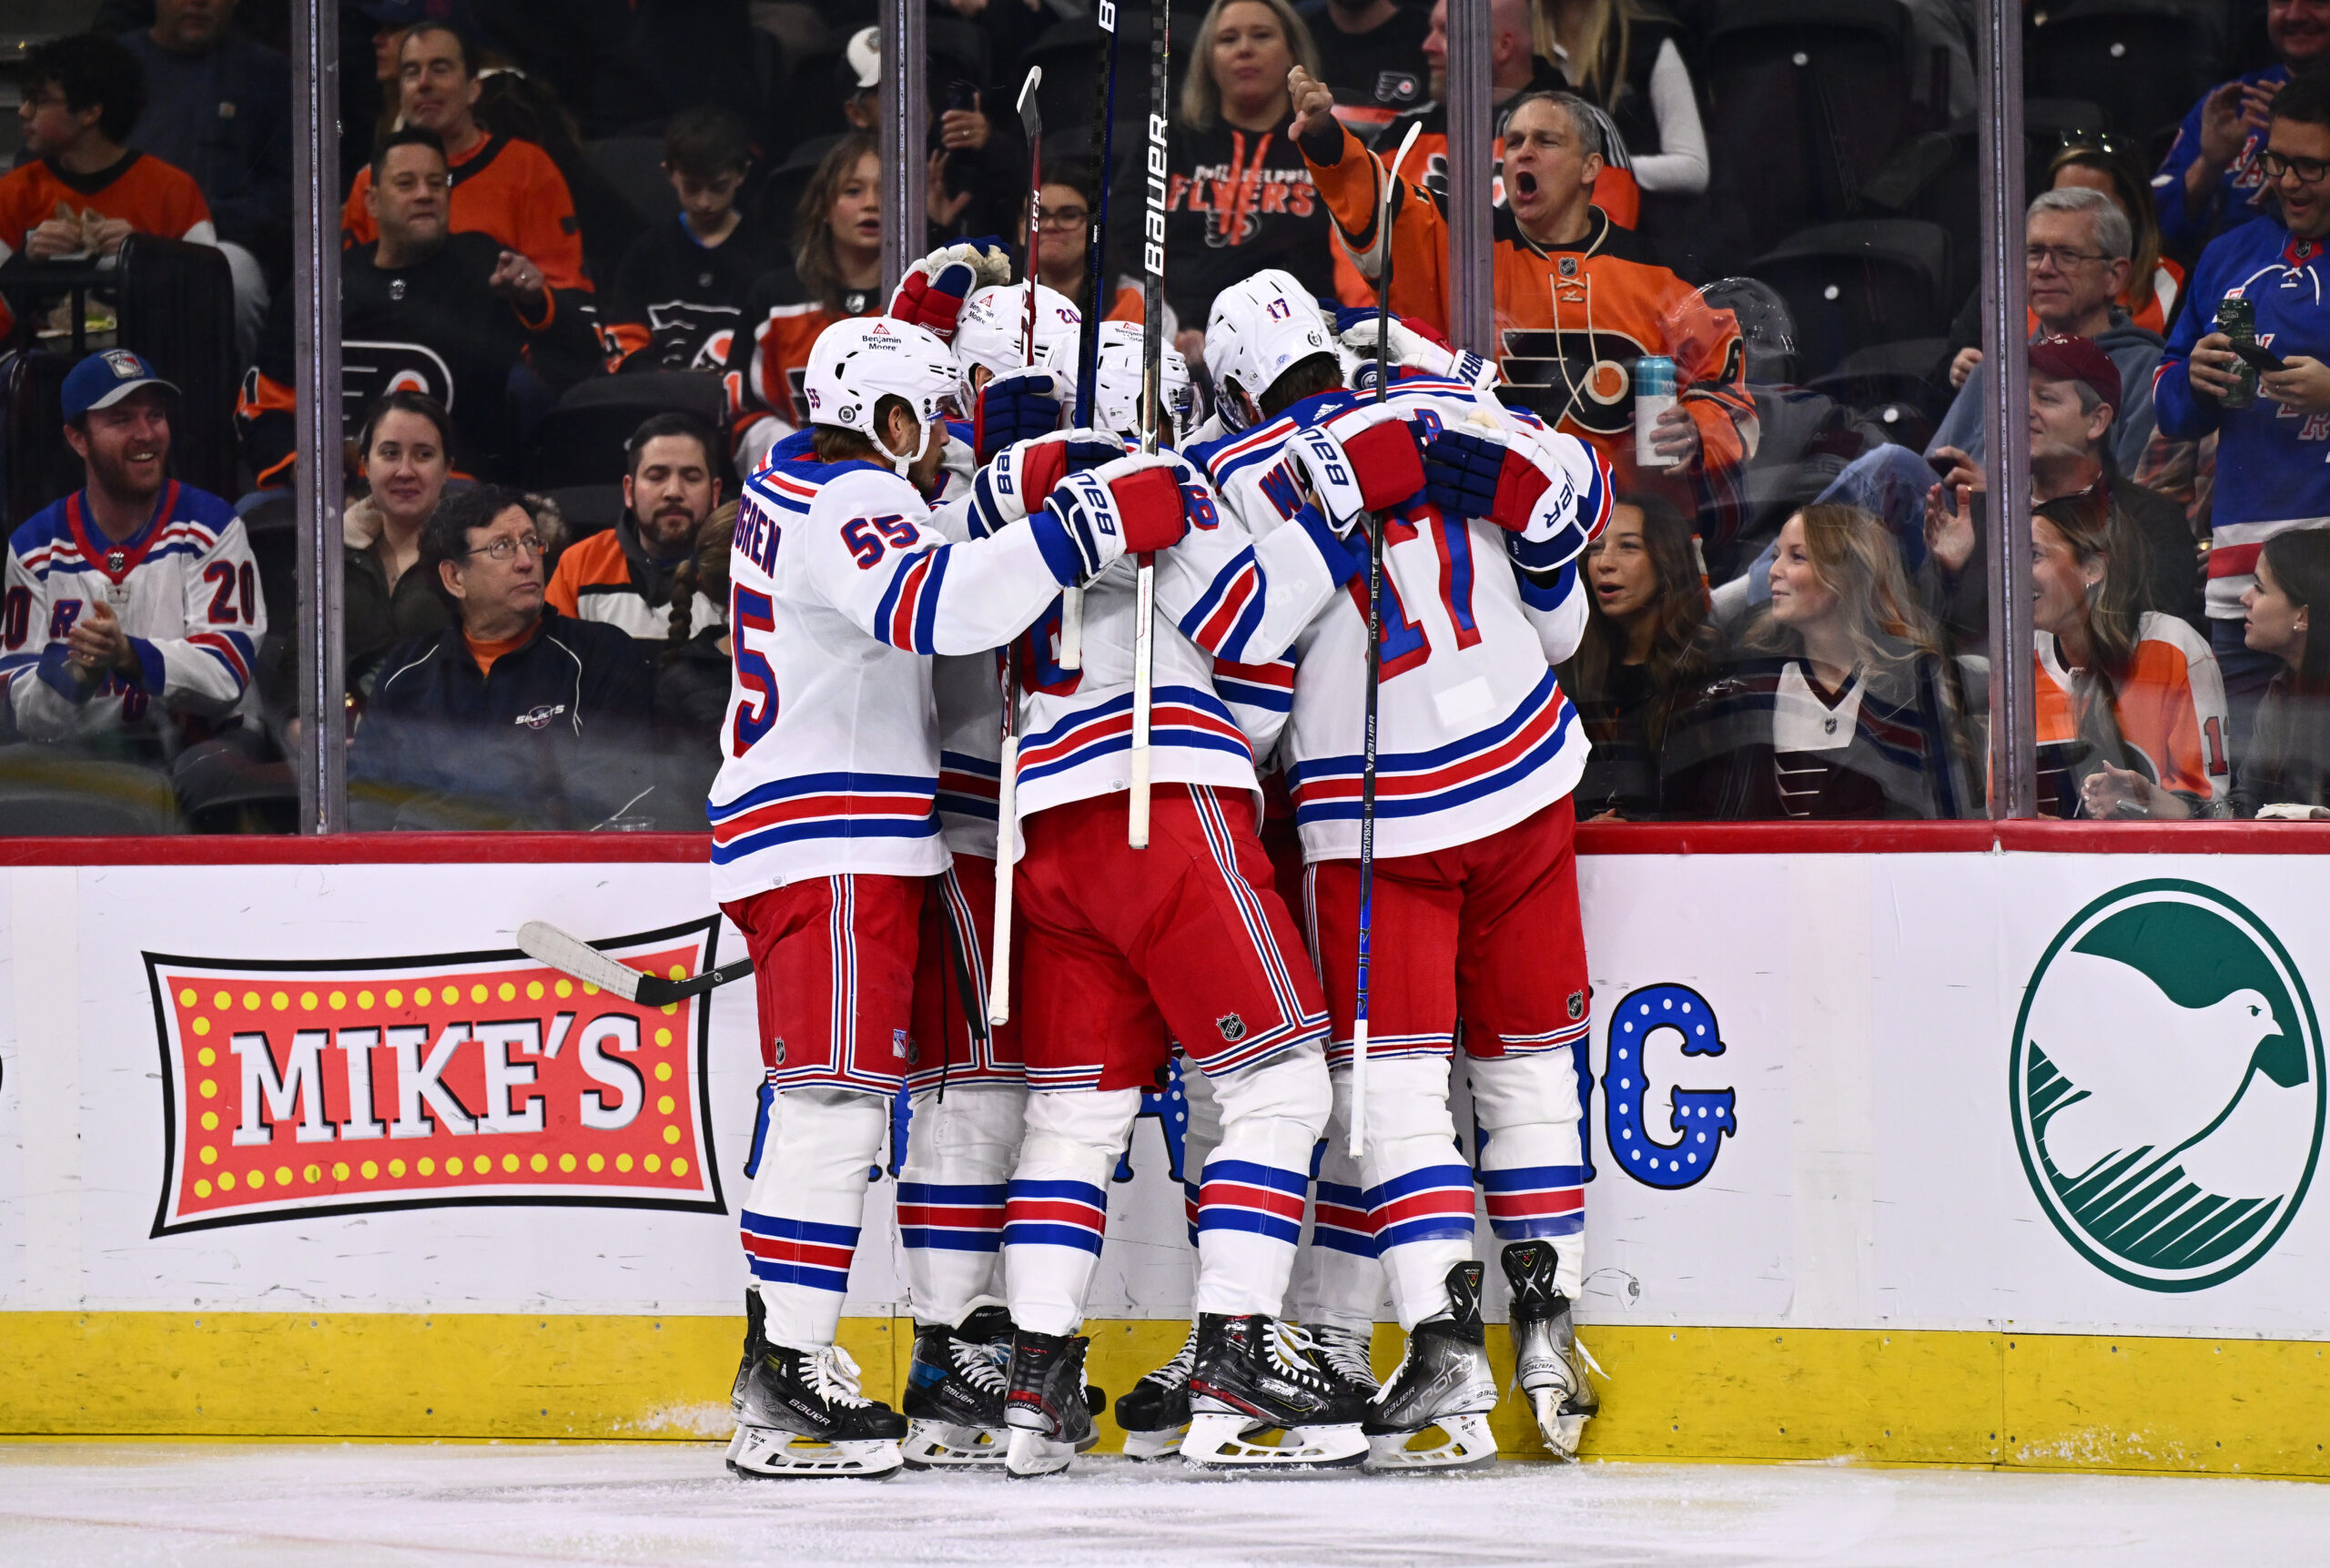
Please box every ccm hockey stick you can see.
[988,65,1048,1029]
[1059,1,1123,671]
[1127,0,1170,849]
[516,920,752,1007]
[1349,120,1423,1159]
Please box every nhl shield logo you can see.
[1216,1013,1248,1042]
[771,1038,786,1065]
[1567,990,1585,1022]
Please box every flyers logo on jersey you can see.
[143,920,724,1235]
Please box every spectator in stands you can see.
[1537,0,1707,201]
[350,482,652,830]
[470,62,638,303]
[345,389,454,695]
[0,350,266,813]
[2155,0,2330,258]
[2030,492,2229,820]
[836,25,1025,243]
[1663,504,1975,820]
[117,0,292,360]
[2230,528,2330,816]
[0,35,219,342]
[2050,141,2182,338]
[1932,188,2163,476]
[1118,0,1335,361]
[725,133,884,470]
[547,412,725,650]
[653,501,735,827]
[1292,71,1756,534]
[339,22,591,296]
[240,128,599,486]
[603,106,782,375]
[1303,0,1433,133]
[1558,493,1720,820]
[2157,69,2330,757]
[1906,336,2205,654]
[1024,158,1141,324]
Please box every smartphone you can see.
[2230,339,2289,375]
[943,79,978,115]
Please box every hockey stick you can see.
[989,66,1047,1029]
[1349,120,1422,1160]
[1059,4,1121,673]
[516,920,753,1007]
[1127,0,1171,851]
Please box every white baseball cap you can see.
[846,27,880,91]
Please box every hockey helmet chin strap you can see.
[882,403,940,480]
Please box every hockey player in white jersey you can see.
[713,313,1191,1479]
[1189,269,1614,1466]
[967,349,1416,1477]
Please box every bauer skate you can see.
[1303,1322,1382,1401]
[1363,1262,1500,1472]
[1113,1320,1198,1460]
[1001,1330,1099,1478]
[1180,1314,1369,1472]
[729,1289,766,1415]
[901,1301,1014,1469]
[727,1341,907,1480]
[1502,1241,1600,1460]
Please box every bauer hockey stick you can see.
[516,921,753,1007]
[988,66,1048,1029]
[1349,119,1423,1159]
[1059,4,1121,672]
[1127,0,1170,851]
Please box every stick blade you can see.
[1017,66,1043,133]
[516,920,646,1002]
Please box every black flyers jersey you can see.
[602,210,785,374]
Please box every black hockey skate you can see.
[1180,1314,1370,1471]
[1502,1240,1600,1461]
[729,1289,766,1415]
[1363,1261,1500,1472]
[900,1302,1014,1469]
[728,1341,907,1480]
[1303,1322,1382,1402]
[1001,1330,1099,1478]
[1113,1320,1197,1461]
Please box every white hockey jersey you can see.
[967,440,1363,836]
[1190,374,1610,862]
[709,443,1081,902]
[0,481,264,748]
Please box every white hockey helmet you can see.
[801,316,959,476]
[1203,268,1336,429]
[955,281,1082,411]
[1043,319,1193,445]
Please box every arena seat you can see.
[1750,219,1954,381]
[0,746,181,835]
[0,349,78,529]
[116,233,238,505]
[2027,0,2224,147]
[583,137,682,228]
[523,371,732,491]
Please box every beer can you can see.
[1634,355,1679,468]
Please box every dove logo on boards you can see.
[2011,881,2325,1292]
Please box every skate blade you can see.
[1119,1424,1191,1462]
[1363,1413,1499,1472]
[1527,1390,1591,1462]
[901,1420,1008,1469]
[725,1425,903,1481]
[1180,1413,1368,1472]
[1003,1427,1076,1479]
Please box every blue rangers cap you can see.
[61,349,179,422]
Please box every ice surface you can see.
[3,1444,2326,1567]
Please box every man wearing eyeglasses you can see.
[2158,68,2330,756]
[2156,0,2330,256]
[350,484,652,830]
[1022,160,1140,325]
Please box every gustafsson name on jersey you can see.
[142,921,725,1235]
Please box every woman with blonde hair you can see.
[1114,0,1335,359]
[2030,491,2228,819]
[1535,0,1707,198]
[1666,504,1977,818]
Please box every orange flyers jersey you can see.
[342,134,589,293]
[723,268,876,439]
[1306,120,1751,523]
[0,153,215,336]
[544,528,724,645]
[2033,612,2231,811]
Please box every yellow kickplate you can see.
[2,1313,2323,1478]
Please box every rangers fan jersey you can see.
[965,440,1363,839]
[708,449,1076,901]
[1191,375,1607,862]
[0,480,263,747]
